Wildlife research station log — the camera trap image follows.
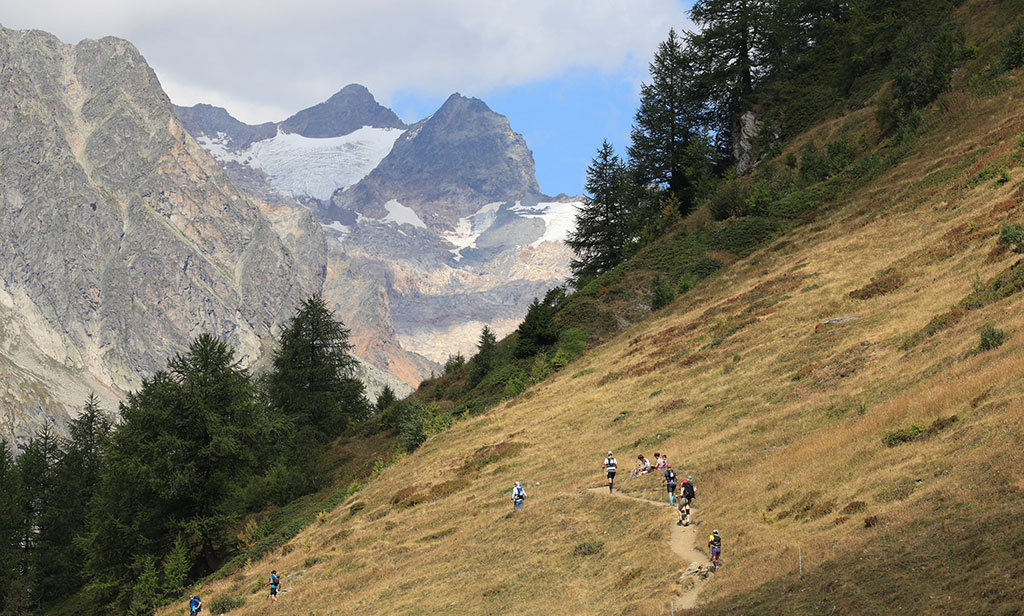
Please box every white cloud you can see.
[3,1,689,121]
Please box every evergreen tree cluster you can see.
[568,0,967,282]
[0,296,369,614]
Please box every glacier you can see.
[199,126,405,201]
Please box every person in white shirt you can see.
[604,451,618,493]
[511,481,526,511]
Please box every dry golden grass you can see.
[159,26,1024,616]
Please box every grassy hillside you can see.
[158,11,1024,616]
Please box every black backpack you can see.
[682,481,695,498]
[666,469,677,482]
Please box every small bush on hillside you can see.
[977,323,1007,351]
[882,424,926,447]
[707,176,752,220]
[997,223,1024,253]
[799,141,831,185]
[529,355,552,383]
[443,353,465,374]
[208,595,245,614]
[649,274,676,310]
[573,541,604,556]
[842,501,867,515]
[995,169,1011,186]
[502,370,528,399]
[997,18,1024,73]
[849,268,906,300]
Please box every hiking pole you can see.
[671,598,675,616]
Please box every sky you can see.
[4,1,691,196]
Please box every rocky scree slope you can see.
[168,53,1024,616]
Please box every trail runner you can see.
[512,481,527,511]
[663,464,678,505]
[604,451,617,493]
[268,570,280,601]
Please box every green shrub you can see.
[649,274,676,310]
[997,223,1024,253]
[799,141,831,184]
[573,540,604,556]
[882,424,926,447]
[995,169,1011,186]
[706,177,752,220]
[443,353,465,374]
[502,370,528,399]
[208,595,246,614]
[977,323,1007,351]
[997,17,1024,72]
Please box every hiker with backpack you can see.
[267,570,280,601]
[678,475,696,526]
[663,464,678,505]
[708,529,722,567]
[604,451,617,493]
[511,481,527,510]
[189,594,202,615]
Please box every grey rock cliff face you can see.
[280,84,407,138]
[0,27,417,445]
[331,93,541,227]
[174,103,277,150]
[732,110,761,175]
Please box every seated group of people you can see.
[630,452,668,477]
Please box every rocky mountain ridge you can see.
[178,84,580,367]
[0,26,416,446]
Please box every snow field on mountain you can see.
[202,126,405,200]
[383,200,427,228]
[512,200,582,246]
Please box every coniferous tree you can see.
[43,395,112,604]
[468,326,498,388]
[628,29,708,210]
[83,335,270,611]
[687,0,776,152]
[514,298,559,358]
[566,140,632,282]
[375,384,398,414]
[0,442,22,614]
[16,425,61,611]
[269,295,368,440]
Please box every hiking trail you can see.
[587,487,710,610]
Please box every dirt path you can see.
[587,487,710,610]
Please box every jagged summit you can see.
[280,83,407,138]
[331,91,541,226]
[174,103,277,149]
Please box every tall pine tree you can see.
[628,28,709,210]
[269,295,368,441]
[687,0,776,153]
[0,442,22,614]
[566,140,632,282]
